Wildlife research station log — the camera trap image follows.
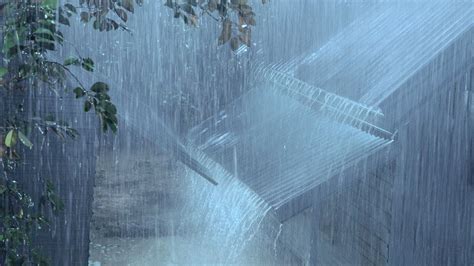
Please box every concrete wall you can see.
[386,58,473,266]
[380,27,473,266]
[287,17,473,266]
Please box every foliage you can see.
[0,0,130,264]
[75,0,143,32]
[1,110,70,265]
[165,0,268,50]
[0,174,62,265]
[0,0,119,133]
[73,0,269,51]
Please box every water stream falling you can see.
[188,79,393,209]
[50,0,474,264]
[176,147,272,264]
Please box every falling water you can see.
[175,146,272,264]
[39,0,474,265]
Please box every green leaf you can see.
[18,131,33,149]
[101,119,108,132]
[64,3,77,14]
[34,28,55,38]
[65,128,79,139]
[3,31,17,55]
[73,87,86,98]
[55,31,65,43]
[36,37,56,45]
[91,82,109,93]
[81,58,94,72]
[105,19,119,31]
[95,92,111,101]
[64,56,80,66]
[104,102,117,114]
[5,130,17,148]
[115,8,128,22]
[42,0,58,8]
[58,13,70,26]
[0,67,7,78]
[105,117,118,133]
[84,101,92,112]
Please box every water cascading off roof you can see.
[187,63,394,209]
[186,1,472,210]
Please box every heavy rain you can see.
[0,0,472,265]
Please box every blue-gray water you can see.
[52,0,473,265]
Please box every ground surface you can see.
[88,151,303,265]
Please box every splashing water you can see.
[176,146,272,265]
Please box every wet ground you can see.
[88,152,304,265]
